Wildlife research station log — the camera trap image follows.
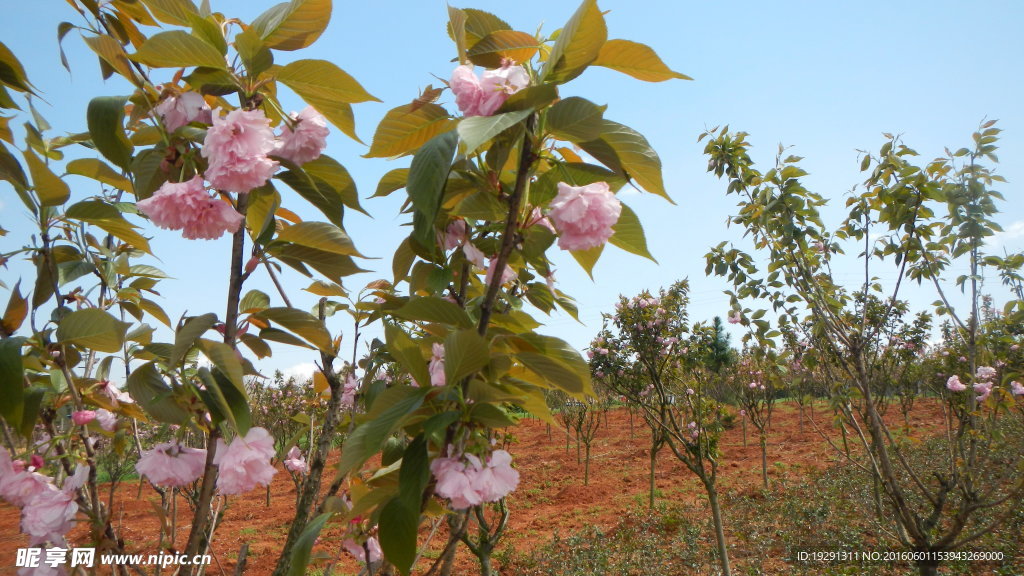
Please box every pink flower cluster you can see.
[430,448,519,509]
[137,176,244,240]
[547,182,622,251]
[946,375,966,392]
[341,373,359,408]
[213,427,277,495]
[155,91,212,132]
[343,537,382,565]
[429,343,446,387]
[202,108,279,193]
[449,63,529,117]
[485,258,516,287]
[275,106,329,165]
[283,446,308,474]
[1,449,88,546]
[136,442,207,487]
[140,100,330,240]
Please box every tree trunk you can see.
[478,553,493,576]
[584,443,591,486]
[648,443,657,509]
[759,433,768,489]
[706,483,732,576]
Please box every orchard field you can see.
[1,1,1023,576]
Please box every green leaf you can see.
[239,333,272,359]
[447,6,468,63]
[0,337,25,429]
[239,289,271,314]
[274,221,363,257]
[170,312,218,366]
[395,297,473,329]
[270,244,367,284]
[466,30,539,68]
[0,142,28,190]
[24,150,69,206]
[56,308,130,353]
[198,367,250,434]
[384,324,430,388]
[365,103,455,159]
[198,338,243,390]
[511,333,592,398]
[126,362,189,425]
[392,238,415,284]
[287,512,331,576]
[87,96,133,171]
[579,120,672,202]
[543,0,606,84]
[444,329,489,383]
[301,155,367,216]
[608,202,654,261]
[496,83,559,113]
[592,39,691,82]
[251,0,332,51]
[457,109,532,154]
[233,27,273,76]
[408,131,459,248]
[254,307,333,353]
[2,281,28,335]
[570,243,603,279]
[275,59,378,104]
[139,0,199,26]
[83,35,136,81]
[337,386,427,475]
[183,66,239,96]
[546,96,606,143]
[0,41,33,93]
[66,200,151,253]
[373,168,409,198]
[130,30,227,69]
[459,9,511,46]
[379,497,418,576]
[66,158,134,193]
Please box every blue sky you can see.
[2,1,1023,381]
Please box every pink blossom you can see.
[341,373,359,408]
[94,409,117,432]
[343,536,382,564]
[686,388,695,395]
[430,454,480,509]
[1010,381,1024,396]
[727,310,741,324]
[1011,344,1020,351]
[748,382,758,389]
[137,176,244,240]
[473,449,520,502]
[463,242,486,268]
[449,63,529,117]
[812,240,826,253]
[485,258,516,286]
[20,465,87,546]
[213,427,277,495]
[275,106,328,165]
[975,366,997,381]
[973,381,993,402]
[136,442,207,487]
[18,563,65,576]
[155,91,212,132]
[739,409,746,416]
[545,270,557,292]
[444,219,468,251]
[526,206,557,234]
[547,181,622,251]
[0,449,49,508]
[97,381,134,407]
[202,108,279,193]
[283,446,308,474]
[429,343,446,387]
[946,375,966,392]
[958,356,967,362]
[71,411,95,426]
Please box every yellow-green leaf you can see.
[131,30,227,69]
[579,119,672,203]
[608,202,654,261]
[543,0,606,84]
[24,150,69,206]
[56,308,131,353]
[467,30,539,68]
[274,221,363,257]
[251,0,332,51]
[66,200,151,253]
[365,103,455,159]
[275,59,378,104]
[83,35,136,81]
[592,39,691,82]
[66,158,134,193]
[139,0,199,26]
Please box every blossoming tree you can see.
[703,123,1024,576]
[0,1,687,575]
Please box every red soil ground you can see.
[0,401,952,575]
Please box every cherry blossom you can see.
[213,427,277,495]
[136,442,207,487]
[202,108,278,193]
[276,106,329,165]
[547,181,622,251]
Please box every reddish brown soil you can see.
[0,401,949,575]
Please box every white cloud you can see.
[282,362,317,382]
[987,220,1024,250]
